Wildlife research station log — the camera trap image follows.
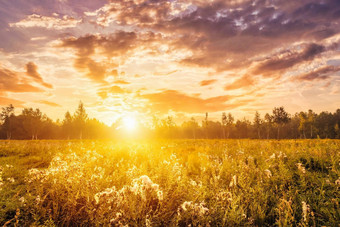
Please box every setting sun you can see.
[122,116,137,131]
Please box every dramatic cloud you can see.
[0,96,25,107]
[26,62,53,88]
[252,43,327,77]
[0,66,44,93]
[1,0,340,123]
[141,90,248,113]
[225,75,255,90]
[88,0,340,73]
[60,31,142,83]
[293,65,340,81]
[10,14,81,30]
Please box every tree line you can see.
[1,103,340,140]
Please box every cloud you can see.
[141,90,248,113]
[36,100,61,107]
[252,43,327,77]
[26,62,53,88]
[113,80,130,84]
[0,65,44,93]
[9,14,81,30]
[293,65,340,81]
[60,31,140,83]
[97,85,130,99]
[87,0,340,75]
[224,75,255,90]
[199,79,217,86]
[0,96,25,107]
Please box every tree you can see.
[22,108,45,139]
[264,113,273,139]
[307,109,316,138]
[203,112,209,138]
[235,118,250,138]
[73,101,88,139]
[189,117,198,139]
[222,112,227,139]
[298,112,308,138]
[253,111,262,139]
[1,104,15,139]
[226,113,234,139]
[272,107,290,139]
[62,111,73,139]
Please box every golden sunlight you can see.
[122,115,137,131]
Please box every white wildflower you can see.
[264,169,272,178]
[7,177,15,183]
[296,163,306,174]
[229,175,238,187]
[157,190,163,200]
[302,201,309,222]
[335,178,340,185]
[19,196,25,204]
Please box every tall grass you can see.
[0,139,339,226]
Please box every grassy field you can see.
[0,139,339,226]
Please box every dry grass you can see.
[0,139,339,226]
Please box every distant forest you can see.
[1,102,340,140]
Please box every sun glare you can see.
[122,116,137,131]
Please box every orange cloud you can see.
[141,90,250,113]
[26,62,53,88]
[224,75,255,90]
[113,80,130,84]
[36,100,61,107]
[97,85,130,99]
[0,66,44,93]
[0,96,25,107]
[200,79,217,86]
[60,32,139,83]
[10,14,81,30]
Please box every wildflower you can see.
[296,163,306,174]
[145,217,151,227]
[179,201,209,216]
[302,201,309,222]
[36,195,41,204]
[198,202,209,215]
[335,178,340,186]
[229,175,238,187]
[181,201,192,211]
[157,190,163,200]
[110,212,123,225]
[7,177,15,183]
[190,179,197,186]
[264,169,272,178]
[216,190,232,202]
[19,196,25,204]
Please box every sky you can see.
[0,0,340,125]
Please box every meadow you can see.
[0,139,339,226]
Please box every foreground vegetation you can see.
[0,139,339,226]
